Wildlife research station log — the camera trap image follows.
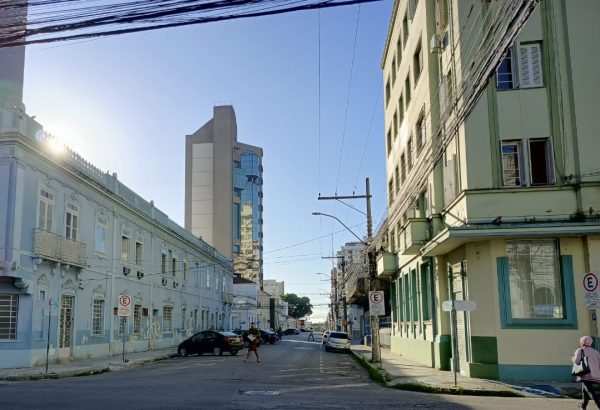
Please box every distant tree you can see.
[281,293,313,319]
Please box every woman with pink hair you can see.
[573,336,600,409]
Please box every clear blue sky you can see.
[23,1,393,322]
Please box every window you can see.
[416,111,426,151]
[388,180,394,204]
[501,138,554,187]
[133,304,142,334]
[386,130,392,156]
[385,78,391,105]
[92,299,104,335]
[421,264,431,321]
[183,262,188,282]
[95,216,107,254]
[405,76,411,107]
[171,256,177,278]
[413,41,423,84]
[407,137,413,168]
[398,94,404,125]
[402,14,409,45]
[207,270,211,288]
[496,43,543,90]
[497,240,576,328]
[65,203,79,240]
[400,154,406,182]
[161,253,167,275]
[394,166,400,193]
[393,110,398,138]
[181,307,187,330]
[135,242,143,265]
[392,58,397,84]
[121,236,130,262]
[407,0,418,20]
[396,35,402,64]
[0,294,18,339]
[38,189,54,231]
[411,269,418,321]
[163,306,173,332]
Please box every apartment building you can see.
[379,0,600,380]
[185,106,264,286]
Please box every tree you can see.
[281,293,313,319]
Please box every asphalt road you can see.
[0,334,576,409]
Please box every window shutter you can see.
[519,45,531,87]
[530,44,543,87]
[519,43,543,88]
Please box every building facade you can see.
[0,110,234,368]
[379,0,600,380]
[184,106,264,285]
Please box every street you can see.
[0,334,575,409]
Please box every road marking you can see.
[319,350,324,374]
[239,390,280,396]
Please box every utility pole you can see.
[317,177,379,363]
[322,255,348,334]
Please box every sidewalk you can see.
[0,348,178,381]
[350,344,579,398]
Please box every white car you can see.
[321,330,331,345]
[324,331,351,352]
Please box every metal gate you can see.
[59,295,74,351]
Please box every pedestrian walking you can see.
[277,326,283,341]
[572,336,600,409]
[308,327,314,341]
[244,322,261,363]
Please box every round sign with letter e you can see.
[118,294,132,317]
[583,273,600,309]
[369,291,385,316]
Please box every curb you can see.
[349,349,524,398]
[123,352,178,368]
[0,367,110,382]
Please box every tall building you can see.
[185,106,264,285]
[378,0,600,381]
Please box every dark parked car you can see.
[260,329,278,344]
[283,328,300,335]
[178,330,243,357]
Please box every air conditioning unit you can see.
[137,271,144,279]
[161,276,167,286]
[123,267,131,276]
[430,34,443,54]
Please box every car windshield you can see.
[329,332,349,339]
[219,331,238,337]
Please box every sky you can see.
[23,1,394,322]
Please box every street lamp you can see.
[311,212,366,245]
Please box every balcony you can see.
[401,218,430,255]
[376,252,397,277]
[34,229,86,267]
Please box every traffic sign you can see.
[583,272,600,309]
[442,300,477,312]
[369,291,385,316]
[118,294,132,317]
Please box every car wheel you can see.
[230,350,239,356]
[178,347,188,357]
[213,346,223,356]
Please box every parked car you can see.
[260,329,278,344]
[283,328,300,335]
[178,330,243,357]
[299,328,308,332]
[324,331,351,352]
[322,330,331,345]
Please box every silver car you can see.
[324,331,351,352]
[322,330,331,345]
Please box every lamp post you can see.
[312,177,380,363]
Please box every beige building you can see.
[185,106,264,284]
[379,0,600,380]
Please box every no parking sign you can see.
[583,273,600,309]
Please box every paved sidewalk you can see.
[351,344,579,398]
[0,348,178,381]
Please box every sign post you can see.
[368,291,385,367]
[118,295,132,363]
[582,272,600,349]
[442,300,477,386]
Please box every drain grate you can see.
[239,390,281,396]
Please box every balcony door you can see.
[58,295,74,358]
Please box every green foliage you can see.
[281,293,313,318]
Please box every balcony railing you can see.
[34,229,86,267]
[401,218,430,255]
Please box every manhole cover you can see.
[239,390,281,396]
